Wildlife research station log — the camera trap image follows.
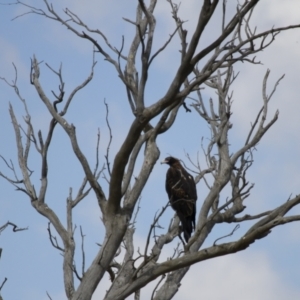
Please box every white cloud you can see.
[254,0,300,27]
[177,250,300,300]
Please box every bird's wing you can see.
[166,167,195,216]
[165,167,183,199]
[185,170,197,202]
[179,168,197,222]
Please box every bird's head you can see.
[161,156,179,166]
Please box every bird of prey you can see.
[161,156,197,243]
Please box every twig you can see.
[104,99,112,177]
[151,275,166,300]
[0,278,7,292]
[213,224,240,246]
[61,51,97,116]
[80,226,86,276]
[47,222,64,252]
[72,262,82,281]
[0,221,28,234]
[46,291,53,300]
[144,203,170,258]
[94,128,101,177]
[132,196,142,226]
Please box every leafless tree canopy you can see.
[1,1,300,300]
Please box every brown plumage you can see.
[161,156,197,242]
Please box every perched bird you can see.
[161,156,197,243]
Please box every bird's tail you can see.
[181,216,194,243]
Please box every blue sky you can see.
[1,1,300,299]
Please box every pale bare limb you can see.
[30,55,107,213]
[80,226,86,277]
[104,99,112,177]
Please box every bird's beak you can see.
[161,159,167,164]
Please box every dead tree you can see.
[1,1,300,299]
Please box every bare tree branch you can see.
[0,221,28,234]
